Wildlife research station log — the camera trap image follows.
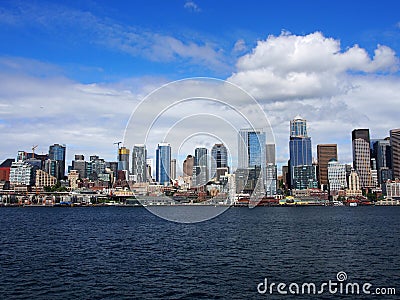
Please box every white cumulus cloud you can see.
[228,31,400,165]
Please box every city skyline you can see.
[3,121,400,200]
[4,122,400,176]
[1,1,400,169]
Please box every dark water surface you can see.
[0,206,399,299]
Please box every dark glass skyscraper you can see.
[211,143,228,179]
[390,129,400,180]
[372,138,392,184]
[237,128,267,195]
[238,129,266,169]
[156,143,171,185]
[48,143,66,180]
[289,116,313,189]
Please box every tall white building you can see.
[327,159,347,191]
[9,161,34,186]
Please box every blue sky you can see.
[1,0,400,171]
[2,0,399,80]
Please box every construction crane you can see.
[113,141,122,150]
[113,141,122,161]
[32,145,38,158]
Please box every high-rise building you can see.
[289,116,312,189]
[91,157,106,178]
[352,129,373,188]
[146,158,153,181]
[390,129,400,179]
[170,159,176,181]
[183,155,194,177]
[132,145,147,183]
[72,155,86,179]
[74,154,84,161]
[317,144,338,189]
[193,147,209,186]
[327,159,347,191]
[45,160,62,181]
[156,143,171,185]
[265,143,277,196]
[238,128,267,195]
[238,129,266,169]
[265,144,276,165]
[48,144,66,180]
[290,116,307,137]
[211,143,228,179]
[266,163,277,196]
[282,165,289,189]
[293,165,318,190]
[9,161,35,186]
[118,147,130,172]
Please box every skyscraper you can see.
[352,129,373,188]
[265,143,277,196]
[238,128,266,169]
[327,159,347,191]
[290,116,307,137]
[289,116,312,189]
[317,144,338,189]
[118,147,130,172]
[48,143,66,180]
[193,147,209,186]
[9,161,35,186]
[183,155,194,177]
[170,159,176,181]
[265,144,276,165]
[72,154,86,179]
[293,165,318,190]
[211,143,228,179]
[390,129,400,179]
[146,158,154,181]
[237,128,267,195]
[156,143,171,185]
[372,138,392,184]
[132,144,147,183]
